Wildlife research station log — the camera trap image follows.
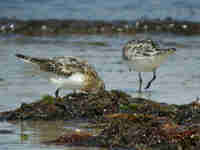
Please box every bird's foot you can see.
[144,84,151,90]
[54,88,60,102]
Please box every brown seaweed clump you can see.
[44,94,200,150]
[0,90,130,121]
[100,114,200,149]
[1,90,200,149]
[47,113,200,150]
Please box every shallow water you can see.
[1,0,200,21]
[0,33,199,106]
[0,120,102,150]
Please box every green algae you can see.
[20,133,29,141]
[72,41,109,47]
[41,95,55,104]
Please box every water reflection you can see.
[12,120,103,150]
[0,120,97,150]
[17,120,85,144]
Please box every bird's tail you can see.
[15,53,46,64]
[15,53,34,63]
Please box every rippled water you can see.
[1,32,200,149]
[1,0,200,21]
[0,120,100,150]
[1,33,200,106]
[1,0,200,150]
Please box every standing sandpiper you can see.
[122,39,176,92]
[16,54,105,98]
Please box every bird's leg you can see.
[138,72,142,93]
[55,88,60,99]
[73,90,77,94]
[145,70,156,90]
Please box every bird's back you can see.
[16,54,89,77]
[122,39,161,60]
[122,39,176,72]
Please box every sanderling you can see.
[122,39,176,92]
[16,54,105,98]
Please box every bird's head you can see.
[82,67,106,94]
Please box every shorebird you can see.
[16,54,105,98]
[122,39,176,92]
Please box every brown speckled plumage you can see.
[16,54,105,95]
[82,66,105,93]
[122,39,174,60]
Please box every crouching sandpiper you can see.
[122,39,176,92]
[16,54,105,98]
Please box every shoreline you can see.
[0,18,200,36]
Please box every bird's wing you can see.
[123,39,162,59]
[16,54,88,77]
[37,56,89,77]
